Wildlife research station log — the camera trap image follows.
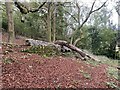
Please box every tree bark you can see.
[47,3,52,42]
[70,36,74,44]
[73,38,81,46]
[55,40,96,60]
[117,2,120,58]
[53,4,56,42]
[5,1,15,44]
[14,1,46,14]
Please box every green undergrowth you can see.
[100,59,119,66]
[99,58,119,80]
[84,59,100,66]
[3,58,15,64]
[21,45,74,57]
[84,55,120,81]
[21,46,60,57]
[106,81,120,89]
[107,66,119,80]
[79,69,91,79]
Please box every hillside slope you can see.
[1,33,119,89]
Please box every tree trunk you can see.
[55,40,96,60]
[70,37,73,44]
[47,3,52,42]
[73,38,81,46]
[118,4,120,46]
[5,1,15,44]
[53,4,56,42]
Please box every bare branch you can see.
[14,1,29,14]
[116,9,120,16]
[14,1,46,14]
[29,2,46,13]
[115,1,120,16]
[91,0,107,13]
[71,0,108,38]
[64,10,78,22]
[90,0,96,13]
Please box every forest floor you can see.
[1,33,120,89]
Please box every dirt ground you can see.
[1,33,119,89]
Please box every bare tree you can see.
[70,0,108,45]
[63,0,107,45]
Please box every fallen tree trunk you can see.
[115,66,120,70]
[25,39,96,60]
[54,40,96,60]
[25,39,71,52]
[25,39,53,46]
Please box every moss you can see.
[21,45,61,57]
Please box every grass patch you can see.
[79,69,91,79]
[100,59,118,66]
[3,58,15,64]
[107,66,119,80]
[84,59,100,66]
[21,45,74,58]
[83,53,119,67]
[83,73,91,79]
[21,45,61,57]
[106,81,120,89]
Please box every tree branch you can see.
[90,0,96,13]
[91,0,107,13]
[115,1,120,16]
[71,0,108,38]
[14,1,29,14]
[29,2,46,13]
[14,0,46,14]
[64,10,78,22]
[116,8,120,16]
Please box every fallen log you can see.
[54,40,96,60]
[115,66,120,70]
[25,39,53,46]
[25,39,96,60]
[25,39,71,52]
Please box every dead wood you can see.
[25,39,71,52]
[54,40,96,60]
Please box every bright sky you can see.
[76,0,118,25]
